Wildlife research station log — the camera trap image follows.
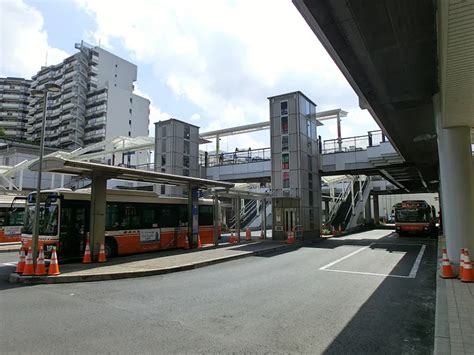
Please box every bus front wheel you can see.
[105,238,118,258]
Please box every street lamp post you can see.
[30,83,61,263]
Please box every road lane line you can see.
[1,262,17,267]
[408,244,426,279]
[321,269,412,279]
[319,244,373,270]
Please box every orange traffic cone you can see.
[229,232,235,244]
[461,250,474,283]
[440,248,455,279]
[184,236,190,250]
[286,230,295,244]
[98,243,107,263]
[48,246,60,275]
[15,248,26,274]
[35,246,46,276]
[22,247,34,276]
[197,234,202,249]
[245,228,251,241]
[459,248,465,279]
[83,239,91,264]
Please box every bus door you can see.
[60,202,89,258]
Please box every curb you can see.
[9,242,300,285]
[433,236,450,355]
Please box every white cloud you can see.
[0,0,69,77]
[75,0,378,147]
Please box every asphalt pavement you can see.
[0,230,437,354]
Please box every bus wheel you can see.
[105,238,117,258]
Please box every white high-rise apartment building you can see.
[0,77,32,139]
[27,41,150,150]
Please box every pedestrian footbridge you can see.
[203,130,419,192]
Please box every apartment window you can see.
[308,155,312,172]
[183,168,189,176]
[183,155,190,168]
[128,131,131,137]
[184,140,190,155]
[280,101,288,115]
[115,64,118,68]
[162,126,167,137]
[308,173,313,190]
[184,125,190,140]
[160,185,166,195]
[283,171,290,189]
[161,154,166,166]
[115,74,117,78]
[309,191,314,206]
[161,139,166,152]
[282,153,289,170]
[130,97,133,104]
[7,112,12,116]
[161,168,166,173]
[281,116,288,134]
[129,120,132,125]
[282,136,289,151]
[129,108,132,114]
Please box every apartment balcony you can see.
[84,128,106,139]
[85,116,107,128]
[1,102,19,109]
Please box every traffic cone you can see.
[15,248,26,274]
[286,230,295,244]
[82,238,91,264]
[459,248,465,279]
[22,247,34,276]
[229,232,235,244]
[245,228,251,241]
[440,248,455,279]
[98,243,107,263]
[461,249,474,283]
[35,246,46,276]
[48,246,60,276]
[197,234,202,249]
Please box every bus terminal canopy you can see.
[29,157,235,190]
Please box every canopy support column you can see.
[90,172,107,258]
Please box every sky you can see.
[0,0,380,152]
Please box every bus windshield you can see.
[395,207,431,223]
[23,204,59,236]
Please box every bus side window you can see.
[141,205,155,228]
[106,203,120,230]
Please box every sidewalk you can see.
[9,240,298,285]
[435,236,474,355]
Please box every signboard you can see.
[4,226,22,236]
[139,229,160,243]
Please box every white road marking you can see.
[319,243,426,279]
[1,262,17,267]
[320,269,413,279]
[408,244,426,279]
[319,244,373,270]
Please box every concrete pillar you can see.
[18,170,24,191]
[262,198,267,239]
[324,200,330,223]
[235,197,241,242]
[373,194,380,224]
[437,123,474,263]
[187,185,199,248]
[60,174,64,188]
[89,172,107,257]
[213,194,219,246]
[50,173,55,189]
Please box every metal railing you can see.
[322,130,387,154]
[200,147,271,167]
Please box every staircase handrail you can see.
[328,181,351,223]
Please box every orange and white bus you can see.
[21,189,219,258]
[0,194,25,243]
[394,200,437,237]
